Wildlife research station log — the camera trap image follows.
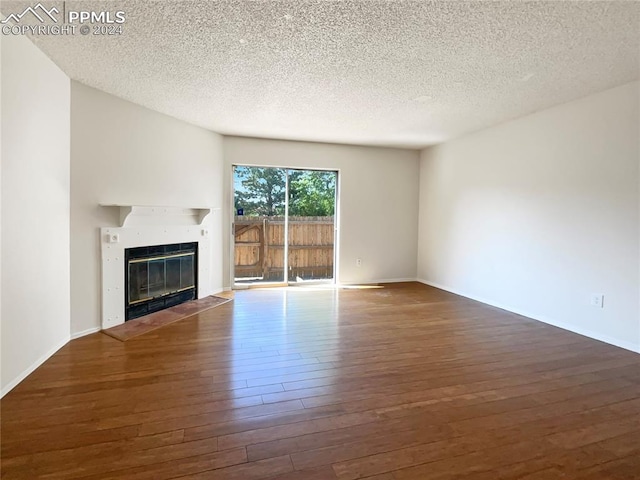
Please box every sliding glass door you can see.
[287,170,336,283]
[233,166,337,287]
[233,166,287,284]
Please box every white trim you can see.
[100,204,217,227]
[341,277,418,285]
[374,277,419,284]
[1,336,70,398]
[417,279,640,354]
[70,327,101,340]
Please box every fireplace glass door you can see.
[129,253,194,303]
[125,243,197,320]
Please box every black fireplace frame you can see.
[124,242,198,321]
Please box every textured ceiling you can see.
[4,1,640,148]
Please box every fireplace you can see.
[125,242,198,320]
[100,205,217,329]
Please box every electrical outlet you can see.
[590,294,604,308]
[356,258,362,267]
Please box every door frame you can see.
[230,164,339,289]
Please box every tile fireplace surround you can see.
[100,205,216,330]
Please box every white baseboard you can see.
[70,327,101,340]
[374,277,419,284]
[1,336,70,398]
[416,278,640,354]
[341,277,418,285]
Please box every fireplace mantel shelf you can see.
[100,204,219,227]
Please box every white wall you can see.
[223,137,420,286]
[1,34,71,395]
[71,82,224,335]
[418,81,640,352]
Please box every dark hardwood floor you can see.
[2,282,639,479]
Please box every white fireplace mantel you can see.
[99,204,219,329]
[100,204,217,227]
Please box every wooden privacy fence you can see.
[234,216,335,282]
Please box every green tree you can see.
[234,167,335,217]
[289,171,335,216]
[234,167,286,216]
